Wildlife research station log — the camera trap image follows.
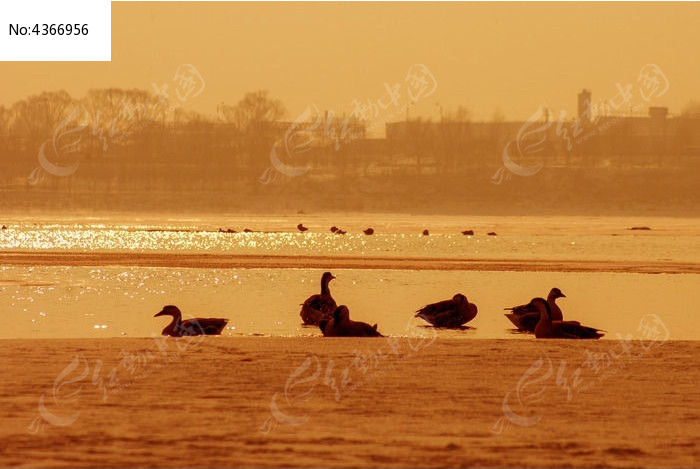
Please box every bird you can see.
[330,226,339,233]
[154,305,228,337]
[336,229,347,235]
[461,230,474,236]
[321,305,383,337]
[243,228,253,233]
[422,229,430,236]
[530,298,604,339]
[415,293,478,328]
[487,232,497,236]
[297,223,308,232]
[363,228,374,235]
[505,287,568,332]
[300,272,337,325]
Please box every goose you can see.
[154,305,228,337]
[422,229,430,236]
[297,223,309,232]
[300,272,337,325]
[321,305,383,337]
[330,226,339,233]
[363,228,374,235]
[415,293,478,328]
[504,287,566,332]
[461,230,474,236]
[531,298,604,339]
[505,287,568,331]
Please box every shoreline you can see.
[1,251,699,274]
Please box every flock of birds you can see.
[215,224,498,237]
[154,272,604,340]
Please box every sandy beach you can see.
[1,337,697,467]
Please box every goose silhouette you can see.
[415,293,478,328]
[154,305,228,337]
[530,298,604,339]
[321,305,383,337]
[300,272,337,325]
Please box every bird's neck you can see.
[163,314,182,335]
[547,296,563,321]
[534,307,552,334]
[321,279,331,295]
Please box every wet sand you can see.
[1,338,697,467]
[1,251,698,274]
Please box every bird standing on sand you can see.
[154,305,228,337]
[330,226,338,233]
[363,228,374,235]
[461,230,474,236]
[415,294,478,328]
[505,287,567,332]
[530,298,604,339]
[297,223,308,232]
[422,229,430,236]
[321,305,383,337]
[300,272,337,325]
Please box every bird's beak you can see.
[154,310,165,317]
[559,293,566,298]
[331,275,336,279]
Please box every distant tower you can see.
[577,89,592,122]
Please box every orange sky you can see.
[2,2,699,123]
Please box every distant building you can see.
[578,89,592,123]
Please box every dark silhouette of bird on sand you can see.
[415,293,478,328]
[300,272,337,325]
[297,223,309,232]
[363,228,375,235]
[320,305,383,337]
[530,298,604,339]
[330,226,339,233]
[505,287,568,332]
[154,305,228,337]
[461,230,474,236]
[422,229,430,236]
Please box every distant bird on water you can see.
[330,226,339,233]
[336,229,347,235]
[461,230,474,236]
[300,272,337,325]
[487,232,497,236]
[297,223,309,232]
[363,228,375,235]
[530,298,604,339]
[243,228,253,233]
[154,305,228,337]
[505,287,567,332]
[415,293,478,328]
[422,229,430,236]
[321,305,383,337]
